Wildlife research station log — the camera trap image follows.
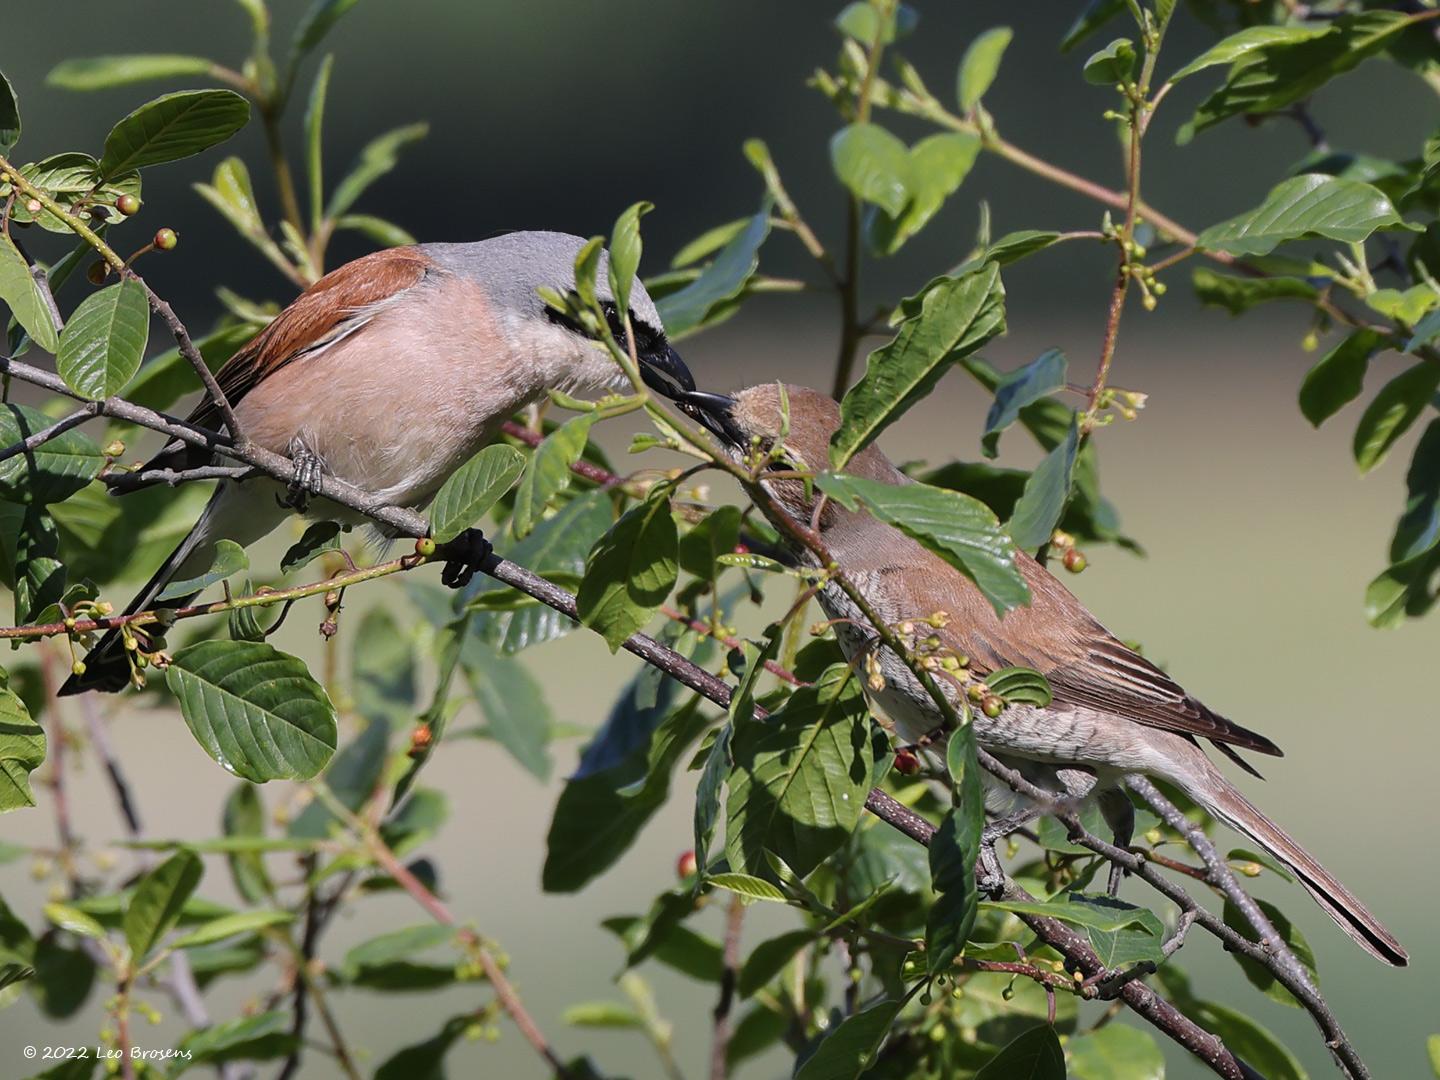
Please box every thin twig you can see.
[709,895,745,1080]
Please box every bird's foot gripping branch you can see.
[0,1,1430,1078]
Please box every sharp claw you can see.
[437,528,494,590]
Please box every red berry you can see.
[408,724,433,758]
[115,194,141,216]
[153,228,178,251]
[732,542,749,555]
[893,749,921,776]
[981,695,1004,718]
[1063,548,1087,574]
[675,850,698,879]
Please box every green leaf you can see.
[304,55,333,230]
[833,2,916,45]
[1068,1023,1163,1079]
[98,89,250,178]
[609,201,653,320]
[466,490,613,654]
[1429,1035,1440,1078]
[1352,361,1440,473]
[1156,967,1308,1080]
[125,322,250,414]
[577,486,678,651]
[738,929,814,997]
[124,850,203,962]
[342,924,453,974]
[56,279,150,399]
[974,1025,1066,1080]
[1008,418,1079,550]
[986,666,1054,707]
[1061,0,1126,53]
[833,264,1005,466]
[1197,174,1412,257]
[156,538,249,602]
[32,933,97,1019]
[47,55,216,91]
[0,685,45,812]
[1366,544,1440,627]
[1407,308,1440,353]
[0,404,102,504]
[1192,267,1319,315]
[373,1016,470,1080]
[0,69,19,156]
[815,472,1029,614]
[868,133,980,255]
[289,719,387,839]
[794,997,903,1080]
[221,782,271,903]
[983,895,1160,934]
[460,635,553,780]
[1223,895,1319,1007]
[956,230,1063,275]
[292,0,364,65]
[350,608,414,726]
[831,123,912,217]
[429,443,525,543]
[603,899,724,980]
[982,348,1068,457]
[170,909,292,950]
[0,234,59,353]
[512,413,596,538]
[334,213,415,247]
[1084,39,1136,85]
[1390,418,1440,564]
[174,1010,297,1074]
[926,728,984,979]
[563,1001,644,1028]
[325,122,428,220]
[543,698,708,892]
[679,504,743,578]
[1182,12,1423,139]
[1074,893,1166,967]
[1367,284,1437,326]
[725,664,873,878]
[43,903,107,941]
[280,521,341,573]
[656,207,770,338]
[166,640,337,782]
[1170,25,1329,82]
[706,873,789,903]
[1298,329,1383,427]
[958,27,1013,110]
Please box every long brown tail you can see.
[1173,754,1407,967]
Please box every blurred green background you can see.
[2,2,1437,1077]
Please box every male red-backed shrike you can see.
[673,382,1406,966]
[62,231,692,695]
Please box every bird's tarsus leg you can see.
[280,435,326,512]
[1099,787,1136,897]
[437,528,494,589]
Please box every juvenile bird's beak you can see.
[676,390,744,447]
[639,344,696,399]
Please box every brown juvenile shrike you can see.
[61,231,693,696]
[674,382,1406,967]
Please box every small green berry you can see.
[1063,548,1087,574]
[115,194,141,216]
[416,537,437,557]
[153,227,178,251]
[71,660,86,676]
[981,695,1003,718]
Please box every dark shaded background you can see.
[2,3,1437,1078]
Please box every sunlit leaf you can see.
[833,263,1005,466]
[816,472,1029,613]
[1198,174,1412,257]
[98,89,250,178]
[429,443,525,543]
[47,55,217,91]
[166,641,337,782]
[958,27,1013,110]
[124,849,203,962]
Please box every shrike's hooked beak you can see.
[638,344,697,399]
[675,390,744,447]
